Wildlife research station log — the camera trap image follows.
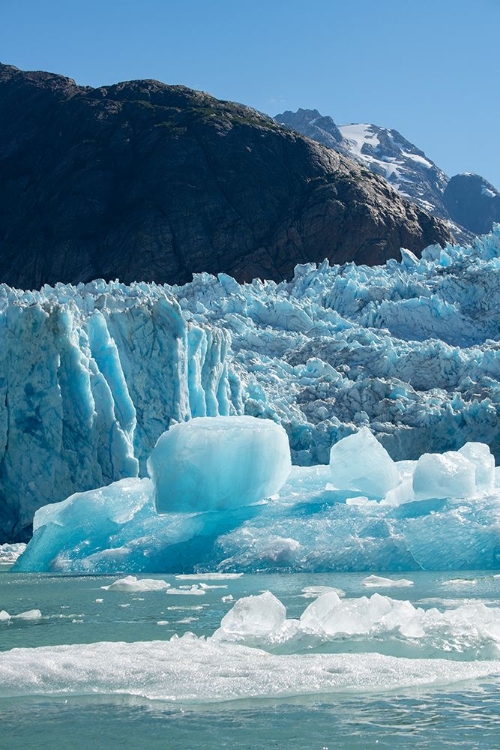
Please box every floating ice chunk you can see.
[15,610,42,620]
[215,591,287,639]
[148,416,292,513]
[362,575,414,588]
[166,586,206,596]
[0,611,11,621]
[329,428,400,498]
[412,451,477,499]
[458,442,495,491]
[101,576,171,592]
[301,586,345,598]
[442,578,478,587]
[175,573,243,581]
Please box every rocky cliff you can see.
[0,64,452,289]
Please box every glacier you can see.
[13,418,500,574]
[2,227,500,542]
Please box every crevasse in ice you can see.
[3,226,500,539]
[13,419,500,574]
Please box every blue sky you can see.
[2,0,499,187]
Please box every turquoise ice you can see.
[13,420,500,574]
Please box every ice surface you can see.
[101,576,170,592]
[149,416,291,513]
[1,637,499,702]
[4,227,500,538]
[329,427,400,497]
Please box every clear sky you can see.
[2,0,499,187]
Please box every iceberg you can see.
[13,426,500,574]
[149,416,291,513]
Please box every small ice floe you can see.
[301,586,345,599]
[95,599,103,603]
[175,573,243,581]
[1,609,43,622]
[221,595,234,603]
[166,585,206,596]
[442,578,478,586]
[362,575,414,588]
[167,605,206,611]
[199,583,227,590]
[101,575,171,592]
[157,620,169,626]
[15,609,43,620]
[119,604,130,608]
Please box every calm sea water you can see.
[1,569,499,749]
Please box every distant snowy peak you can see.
[338,123,448,212]
[275,109,497,240]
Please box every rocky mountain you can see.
[275,109,500,239]
[443,173,500,235]
[0,64,452,290]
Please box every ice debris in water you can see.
[0,609,42,622]
[166,586,206,596]
[148,416,291,513]
[0,544,27,563]
[214,592,288,641]
[101,576,171,592]
[362,576,414,588]
[215,591,500,658]
[12,423,500,575]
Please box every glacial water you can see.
[1,568,500,749]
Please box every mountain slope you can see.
[276,108,499,239]
[0,64,452,289]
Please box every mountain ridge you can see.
[275,108,500,240]
[0,64,451,290]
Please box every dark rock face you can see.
[443,173,500,235]
[0,64,452,289]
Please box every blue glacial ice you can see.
[3,226,500,540]
[149,416,291,513]
[13,419,500,574]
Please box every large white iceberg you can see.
[148,416,291,513]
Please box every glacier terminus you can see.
[2,228,500,571]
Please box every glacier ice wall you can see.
[2,227,500,540]
[0,284,236,540]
